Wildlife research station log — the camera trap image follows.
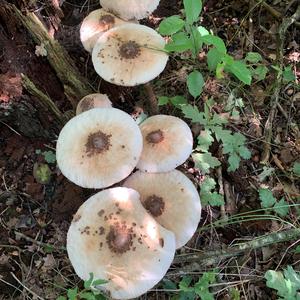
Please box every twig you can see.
[252,0,300,28]
[144,83,159,115]
[216,167,226,219]
[10,272,45,300]
[261,4,300,164]
[21,74,67,125]
[173,228,300,265]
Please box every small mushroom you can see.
[80,9,129,53]
[123,170,201,248]
[99,0,160,20]
[67,187,176,299]
[92,24,168,86]
[76,93,112,115]
[137,115,193,172]
[56,108,143,188]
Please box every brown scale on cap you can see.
[99,14,115,28]
[143,195,165,217]
[85,131,112,157]
[106,222,134,254]
[119,40,141,59]
[146,130,164,144]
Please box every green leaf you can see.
[84,273,94,289]
[259,189,276,208]
[57,297,67,300]
[226,60,252,85]
[201,35,227,54]
[283,66,296,82]
[197,26,209,36]
[170,96,188,107]
[179,276,194,292]
[183,0,202,24]
[258,166,275,182]
[181,105,206,124]
[80,292,96,300]
[197,130,214,152]
[238,145,251,160]
[207,48,224,71]
[273,198,289,217]
[33,162,52,184]
[158,96,169,106]
[67,288,78,300]
[92,279,108,286]
[43,150,56,164]
[227,152,241,172]
[165,32,192,52]
[193,152,221,174]
[187,71,204,98]
[159,16,185,35]
[252,65,268,81]
[245,52,262,63]
[292,162,300,176]
[162,279,178,290]
[200,177,224,206]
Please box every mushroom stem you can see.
[144,83,159,115]
[21,74,67,125]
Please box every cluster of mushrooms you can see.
[56,1,202,299]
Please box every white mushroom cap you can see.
[92,24,168,86]
[137,115,193,172]
[67,187,176,299]
[56,108,143,188]
[80,9,129,53]
[123,170,201,248]
[76,93,112,115]
[100,0,159,20]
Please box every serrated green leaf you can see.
[258,166,275,182]
[197,130,214,152]
[159,16,185,35]
[43,150,56,164]
[187,71,204,98]
[158,96,169,106]
[179,276,193,292]
[228,152,241,172]
[259,189,276,208]
[238,145,251,159]
[80,292,96,300]
[200,177,216,193]
[33,162,52,184]
[201,35,227,54]
[84,273,94,289]
[193,152,221,173]
[207,48,224,71]
[170,96,188,107]
[207,192,225,206]
[67,288,78,300]
[162,279,177,290]
[245,52,262,63]
[292,162,300,176]
[181,105,206,124]
[273,198,289,217]
[165,32,192,52]
[226,60,252,85]
[183,0,202,24]
[252,65,268,81]
[283,66,296,82]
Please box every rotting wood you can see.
[0,2,93,109]
[21,74,68,126]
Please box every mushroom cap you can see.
[136,115,193,172]
[76,93,112,115]
[92,24,168,86]
[123,170,201,248]
[67,187,175,299]
[56,108,143,188]
[100,0,159,20]
[80,9,128,53]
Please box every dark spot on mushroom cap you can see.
[99,226,105,235]
[106,222,133,254]
[159,238,164,248]
[98,209,105,217]
[146,129,164,144]
[143,195,165,217]
[72,214,81,222]
[119,40,141,59]
[85,131,112,157]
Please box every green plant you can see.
[36,149,56,164]
[259,188,289,217]
[57,273,107,300]
[265,266,300,300]
[163,272,217,300]
[158,0,255,86]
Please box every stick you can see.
[173,228,300,265]
[144,83,159,115]
[0,2,93,108]
[21,74,67,125]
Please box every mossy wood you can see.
[1,2,93,108]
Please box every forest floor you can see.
[0,0,299,299]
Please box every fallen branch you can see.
[261,4,300,164]
[21,74,68,125]
[0,2,93,108]
[173,227,300,265]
